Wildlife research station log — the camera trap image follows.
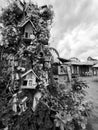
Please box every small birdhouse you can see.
[40,71,49,87]
[44,56,51,62]
[44,56,51,69]
[19,96,28,114]
[58,65,67,75]
[21,69,39,89]
[18,19,36,41]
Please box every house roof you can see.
[21,69,39,79]
[71,61,94,66]
[58,57,71,63]
[93,64,98,68]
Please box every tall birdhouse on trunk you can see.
[21,69,39,89]
[18,19,36,44]
[44,56,51,69]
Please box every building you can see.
[92,64,98,76]
[71,62,94,76]
[69,57,97,77]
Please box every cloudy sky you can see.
[1,0,98,60]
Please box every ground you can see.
[80,76,98,130]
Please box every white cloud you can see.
[57,23,98,60]
[49,0,98,60]
[1,0,98,60]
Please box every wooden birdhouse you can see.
[21,69,39,89]
[18,19,36,43]
[40,71,49,87]
[44,56,51,69]
[19,96,28,114]
[52,63,71,84]
[12,91,28,114]
[58,64,67,75]
[58,65,71,84]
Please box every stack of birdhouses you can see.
[12,91,28,114]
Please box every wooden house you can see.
[71,62,93,76]
[92,64,98,76]
[20,69,39,89]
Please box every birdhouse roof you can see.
[93,64,98,68]
[18,18,35,29]
[21,69,39,79]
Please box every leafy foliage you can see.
[40,78,93,130]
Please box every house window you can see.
[25,32,28,38]
[23,80,27,86]
[60,66,64,73]
[29,80,32,86]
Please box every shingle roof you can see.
[93,64,98,68]
[18,18,35,29]
[71,62,94,66]
[21,69,39,79]
[58,57,71,62]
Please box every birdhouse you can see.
[44,56,51,69]
[58,65,72,84]
[58,64,67,75]
[18,19,36,42]
[52,63,70,84]
[19,96,28,114]
[40,71,49,87]
[21,69,39,89]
